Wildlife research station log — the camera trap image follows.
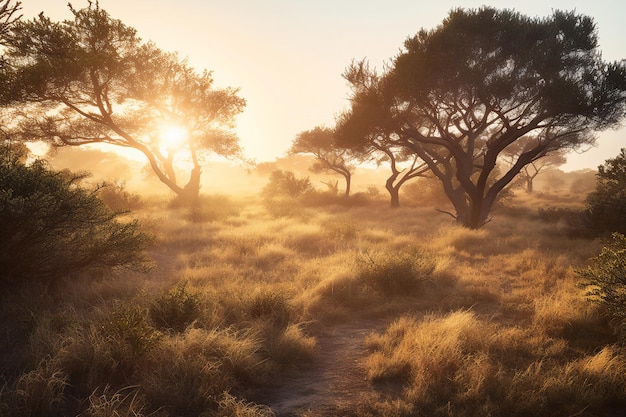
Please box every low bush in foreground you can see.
[0,156,152,287]
[357,249,435,297]
[579,232,626,341]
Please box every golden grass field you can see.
[1,184,624,417]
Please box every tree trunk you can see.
[178,166,201,205]
[386,176,400,208]
[526,177,533,193]
[343,174,351,198]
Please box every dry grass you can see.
[1,191,624,416]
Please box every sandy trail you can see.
[252,318,389,417]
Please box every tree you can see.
[501,137,568,193]
[0,0,21,104]
[585,148,626,235]
[3,2,245,203]
[289,126,362,198]
[337,7,626,229]
[0,0,19,44]
[338,62,430,208]
[0,148,152,286]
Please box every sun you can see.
[159,124,188,152]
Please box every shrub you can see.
[261,169,313,200]
[537,207,590,236]
[97,179,143,212]
[140,328,264,416]
[244,289,291,328]
[585,149,626,235]
[149,281,202,332]
[99,303,162,372]
[357,250,435,297]
[0,156,152,286]
[578,233,626,341]
[178,194,240,223]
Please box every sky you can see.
[22,0,626,171]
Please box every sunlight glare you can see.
[159,124,188,152]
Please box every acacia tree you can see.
[337,7,626,229]
[289,126,362,198]
[339,61,429,208]
[501,138,567,193]
[3,2,245,203]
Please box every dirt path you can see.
[252,318,389,417]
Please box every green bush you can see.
[585,149,626,235]
[578,233,626,341]
[0,155,152,286]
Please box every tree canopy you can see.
[289,126,362,198]
[3,2,245,202]
[337,7,626,228]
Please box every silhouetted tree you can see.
[289,126,362,198]
[0,0,19,44]
[0,0,21,105]
[502,138,568,193]
[337,7,626,229]
[338,61,430,208]
[3,2,245,203]
[585,148,626,235]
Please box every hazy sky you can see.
[22,0,626,171]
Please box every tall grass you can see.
[1,193,624,416]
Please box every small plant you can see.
[149,281,202,332]
[578,233,626,341]
[357,250,435,297]
[245,289,291,328]
[217,392,274,417]
[13,359,69,417]
[100,303,162,368]
[82,385,148,417]
[97,179,143,212]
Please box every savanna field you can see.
[2,175,626,417]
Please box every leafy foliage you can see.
[0,154,152,286]
[578,233,626,340]
[290,126,362,197]
[585,148,626,235]
[4,2,245,201]
[338,7,626,228]
[97,179,143,212]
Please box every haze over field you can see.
[22,0,626,171]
